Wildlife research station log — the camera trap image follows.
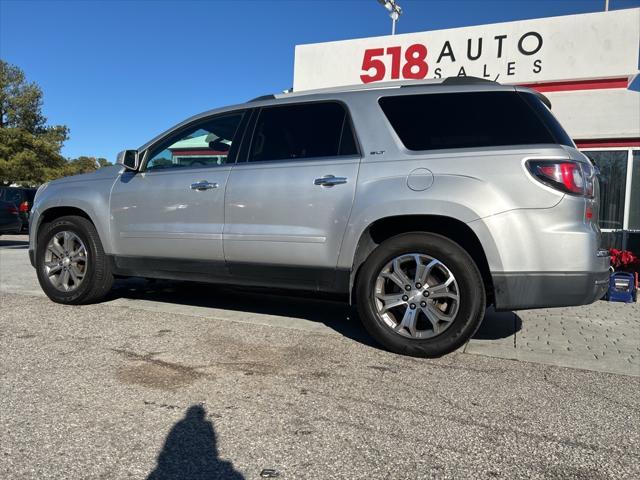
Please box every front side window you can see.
[582,150,628,230]
[248,102,357,162]
[378,91,566,151]
[146,112,244,170]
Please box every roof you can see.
[252,76,550,109]
[168,134,210,150]
[139,77,549,152]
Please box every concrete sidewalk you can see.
[468,303,639,376]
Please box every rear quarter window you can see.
[378,91,570,151]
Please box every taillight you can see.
[19,201,30,213]
[7,205,18,215]
[527,160,594,197]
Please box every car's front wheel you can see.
[356,232,485,357]
[36,215,114,304]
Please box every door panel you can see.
[110,110,246,265]
[224,157,359,269]
[111,167,231,261]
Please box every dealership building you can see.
[293,8,640,253]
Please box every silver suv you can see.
[29,78,610,357]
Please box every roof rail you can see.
[271,78,446,99]
[248,94,276,103]
[250,77,501,102]
[440,76,499,86]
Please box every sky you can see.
[1,0,639,161]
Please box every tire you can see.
[35,215,114,304]
[356,232,485,357]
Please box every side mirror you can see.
[116,150,140,171]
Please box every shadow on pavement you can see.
[109,278,519,349]
[0,236,29,249]
[109,279,379,348]
[147,404,244,480]
[473,308,522,340]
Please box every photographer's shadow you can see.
[147,405,244,480]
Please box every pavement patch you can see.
[113,348,205,390]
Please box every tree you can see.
[0,61,46,132]
[63,156,112,176]
[0,59,69,186]
[97,158,112,168]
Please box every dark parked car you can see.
[0,199,22,235]
[0,187,37,232]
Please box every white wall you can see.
[548,88,640,140]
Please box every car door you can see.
[224,101,361,290]
[110,111,246,273]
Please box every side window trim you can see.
[227,108,254,164]
[244,100,361,164]
[337,111,348,155]
[236,108,258,163]
[341,105,362,157]
[140,109,247,172]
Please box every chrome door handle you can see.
[314,175,347,187]
[190,181,218,191]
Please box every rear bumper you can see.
[492,268,610,311]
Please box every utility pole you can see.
[377,0,403,35]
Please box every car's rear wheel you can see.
[36,215,113,304]
[356,232,485,357]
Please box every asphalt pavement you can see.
[1,234,639,479]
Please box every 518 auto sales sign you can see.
[293,9,639,91]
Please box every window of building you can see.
[248,102,358,162]
[378,91,571,151]
[582,150,628,230]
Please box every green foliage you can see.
[0,59,111,186]
[0,60,47,132]
[0,127,66,186]
[63,156,112,177]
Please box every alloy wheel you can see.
[43,231,88,292]
[373,253,460,339]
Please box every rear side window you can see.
[378,91,570,151]
[0,188,22,204]
[519,92,575,148]
[249,102,358,162]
